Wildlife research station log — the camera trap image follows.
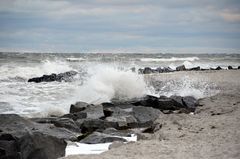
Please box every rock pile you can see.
[0,95,198,158]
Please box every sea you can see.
[0,52,240,117]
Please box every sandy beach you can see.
[63,70,240,159]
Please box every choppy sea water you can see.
[0,52,239,117]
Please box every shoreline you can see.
[63,70,240,159]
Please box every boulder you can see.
[61,112,87,121]
[28,70,77,83]
[215,66,222,70]
[80,119,117,133]
[238,66,240,69]
[131,95,196,112]
[0,114,74,159]
[228,66,233,70]
[156,67,174,73]
[132,106,160,127]
[80,132,127,144]
[138,68,144,74]
[142,67,153,74]
[32,117,81,132]
[189,66,200,71]
[70,101,89,113]
[170,96,198,112]
[69,103,104,120]
[176,65,186,71]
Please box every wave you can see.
[0,60,74,80]
[140,57,199,62]
[74,64,153,104]
[66,57,86,62]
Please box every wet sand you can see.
[63,70,240,159]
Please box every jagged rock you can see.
[0,114,74,159]
[215,66,222,70]
[228,66,233,70]
[138,68,144,74]
[170,96,198,112]
[31,117,81,132]
[131,95,196,112]
[69,103,104,120]
[156,67,174,73]
[176,65,186,71]
[132,106,160,127]
[142,67,153,74]
[70,101,89,113]
[61,112,87,121]
[80,132,127,144]
[28,70,77,83]
[80,119,117,133]
[189,66,200,71]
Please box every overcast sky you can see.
[0,0,240,53]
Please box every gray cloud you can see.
[0,0,240,53]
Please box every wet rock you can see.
[156,67,174,73]
[0,114,71,159]
[31,117,81,132]
[228,66,233,70]
[238,66,240,69]
[130,67,136,72]
[80,132,127,144]
[68,103,105,121]
[176,65,186,71]
[138,68,144,74]
[61,112,87,121]
[70,101,89,113]
[80,119,117,133]
[189,66,200,71]
[28,70,77,83]
[142,67,153,74]
[215,66,222,70]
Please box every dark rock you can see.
[142,123,162,133]
[189,66,200,71]
[31,117,81,132]
[28,70,77,83]
[182,96,198,111]
[132,106,160,127]
[80,119,117,133]
[176,65,186,71]
[138,68,144,74]
[238,66,240,69]
[131,95,195,112]
[70,101,89,113]
[80,132,127,144]
[142,67,153,74]
[228,66,233,70]
[61,112,87,121]
[215,66,222,70]
[0,114,72,159]
[156,67,174,73]
[82,104,105,119]
[130,67,136,72]
[101,128,133,137]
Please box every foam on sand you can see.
[65,134,137,156]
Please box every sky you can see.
[0,0,240,53]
